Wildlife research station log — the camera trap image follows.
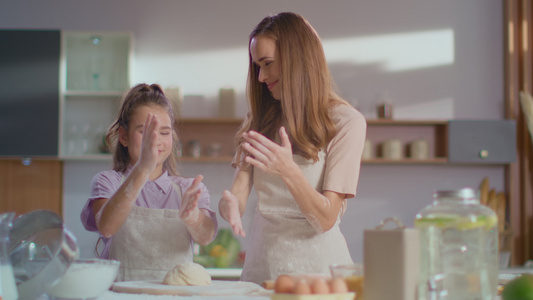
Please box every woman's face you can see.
[250,35,281,100]
[120,104,173,169]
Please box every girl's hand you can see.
[180,175,203,224]
[137,113,160,172]
[219,190,246,237]
[242,126,294,177]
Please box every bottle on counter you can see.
[414,188,499,300]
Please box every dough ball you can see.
[163,262,212,286]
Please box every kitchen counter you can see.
[95,291,271,300]
[94,292,502,300]
[66,267,522,300]
[92,291,503,300]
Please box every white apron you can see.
[241,151,354,284]
[109,181,193,281]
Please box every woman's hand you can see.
[219,190,246,237]
[242,126,294,177]
[137,113,160,173]
[179,175,203,224]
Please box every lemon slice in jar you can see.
[414,215,459,228]
[415,215,497,230]
[455,215,498,230]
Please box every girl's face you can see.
[250,35,281,100]
[120,104,173,169]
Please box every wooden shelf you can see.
[366,119,448,126]
[178,118,243,124]
[362,158,448,164]
[179,157,450,164]
[57,117,452,164]
[179,156,234,163]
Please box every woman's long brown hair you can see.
[235,12,345,166]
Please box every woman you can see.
[219,12,366,284]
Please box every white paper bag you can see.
[364,218,420,300]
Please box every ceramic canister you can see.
[383,139,403,160]
[410,139,429,160]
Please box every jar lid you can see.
[9,210,79,300]
[434,187,478,199]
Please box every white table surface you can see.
[67,267,524,300]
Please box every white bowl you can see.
[47,259,120,299]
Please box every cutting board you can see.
[112,280,271,296]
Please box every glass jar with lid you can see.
[414,187,499,300]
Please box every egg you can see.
[274,274,295,293]
[329,277,349,293]
[292,279,311,295]
[310,278,330,294]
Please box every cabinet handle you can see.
[21,157,32,166]
[479,150,489,159]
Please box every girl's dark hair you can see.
[105,83,179,175]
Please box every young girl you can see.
[81,83,217,281]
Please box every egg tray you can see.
[271,292,355,300]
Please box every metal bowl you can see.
[9,210,79,300]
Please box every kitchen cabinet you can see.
[0,30,60,156]
[448,120,516,164]
[0,159,62,217]
[59,31,133,160]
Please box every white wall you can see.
[2,0,506,262]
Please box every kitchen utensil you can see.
[376,103,393,119]
[520,91,533,146]
[330,263,364,300]
[112,280,269,296]
[219,88,236,118]
[9,210,78,300]
[0,213,18,300]
[187,140,201,158]
[46,259,120,299]
[497,192,507,233]
[382,139,402,160]
[409,139,429,160]
[487,189,498,213]
[165,87,183,119]
[479,177,489,206]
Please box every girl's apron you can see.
[109,180,193,281]
[241,151,353,284]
